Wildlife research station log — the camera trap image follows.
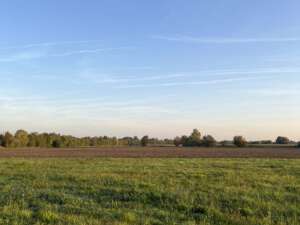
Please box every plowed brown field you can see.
[0,147,299,158]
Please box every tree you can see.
[36,133,48,147]
[183,129,202,147]
[141,136,149,147]
[202,135,217,147]
[180,135,189,146]
[174,136,182,147]
[233,136,247,147]
[15,130,29,147]
[28,133,39,147]
[0,134,4,147]
[133,136,140,146]
[191,129,201,141]
[3,132,14,148]
[112,137,118,146]
[297,142,300,148]
[275,136,290,145]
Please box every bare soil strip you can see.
[0,147,299,158]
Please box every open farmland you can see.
[0,147,299,158]
[0,158,298,225]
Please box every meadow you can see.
[0,158,298,225]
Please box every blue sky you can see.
[0,0,300,140]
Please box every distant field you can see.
[0,147,299,158]
[0,158,299,225]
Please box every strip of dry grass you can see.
[0,147,299,158]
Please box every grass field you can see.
[0,158,299,225]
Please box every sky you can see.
[0,0,300,140]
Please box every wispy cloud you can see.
[195,68,300,76]
[0,46,133,62]
[152,35,300,44]
[249,89,300,97]
[116,76,273,88]
[49,47,132,57]
[79,73,186,84]
[77,67,300,86]
[0,51,46,62]
[0,40,103,51]
[0,94,178,121]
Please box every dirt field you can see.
[0,147,299,158]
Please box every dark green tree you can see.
[180,135,189,146]
[3,132,14,148]
[141,136,149,147]
[183,129,202,147]
[0,134,4,147]
[28,133,39,147]
[202,135,217,147]
[275,136,290,144]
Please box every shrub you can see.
[202,135,217,147]
[261,140,273,144]
[220,140,233,147]
[233,136,247,147]
[185,137,202,147]
[275,136,290,144]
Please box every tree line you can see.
[173,129,299,147]
[173,129,245,147]
[0,129,298,148]
[0,130,172,148]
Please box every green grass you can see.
[0,159,298,225]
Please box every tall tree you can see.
[15,130,29,147]
[3,132,14,148]
[202,135,217,147]
[28,133,38,147]
[185,129,202,146]
[191,129,201,140]
[233,136,247,147]
[141,136,149,147]
[0,134,4,147]
[275,136,290,144]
